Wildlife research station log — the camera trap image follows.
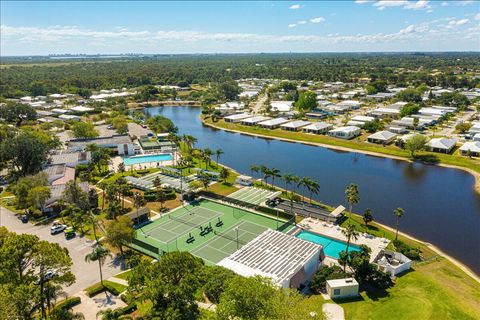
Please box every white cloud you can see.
[447,18,470,27]
[288,24,297,28]
[355,0,373,3]
[297,20,307,25]
[455,1,474,6]
[289,4,301,10]
[310,17,326,23]
[475,13,480,20]
[366,1,431,11]
[441,1,448,6]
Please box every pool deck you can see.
[298,218,390,262]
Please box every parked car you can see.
[34,269,56,285]
[64,227,75,239]
[50,224,67,235]
[20,215,29,223]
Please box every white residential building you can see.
[328,126,361,140]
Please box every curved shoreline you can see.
[202,119,480,281]
[202,120,480,195]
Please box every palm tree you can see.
[281,173,293,193]
[306,178,320,204]
[363,209,374,227]
[292,175,300,194]
[85,246,112,286]
[96,308,131,320]
[393,207,405,240]
[250,165,259,179]
[345,183,360,219]
[269,168,281,188]
[215,149,224,167]
[259,165,270,186]
[298,177,310,203]
[132,192,146,223]
[341,224,359,272]
[117,163,125,175]
[286,192,301,222]
[202,148,213,169]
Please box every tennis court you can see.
[130,198,294,264]
[228,187,280,206]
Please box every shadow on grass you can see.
[362,284,391,301]
[333,295,365,304]
[395,268,414,278]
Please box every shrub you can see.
[392,240,421,261]
[85,283,105,297]
[309,265,349,294]
[54,296,81,310]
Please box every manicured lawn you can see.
[204,118,480,174]
[338,259,480,320]
[115,270,132,281]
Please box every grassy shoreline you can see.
[202,117,480,195]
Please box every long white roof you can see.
[459,141,480,153]
[303,122,333,130]
[258,118,290,126]
[427,138,457,150]
[242,116,271,124]
[367,131,397,141]
[281,120,311,128]
[217,229,322,287]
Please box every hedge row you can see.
[54,296,81,310]
[144,188,176,201]
[85,280,125,297]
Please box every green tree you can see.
[26,186,51,213]
[62,180,89,210]
[146,115,177,133]
[455,122,472,134]
[309,265,349,294]
[219,167,230,182]
[198,265,237,304]
[399,103,421,117]
[105,216,136,256]
[0,103,37,125]
[71,122,99,139]
[305,178,320,204]
[345,183,360,218]
[85,246,112,286]
[405,134,428,158]
[397,88,422,103]
[341,224,359,272]
[216,81,241,101]
[294,91,317,112]
[198,173,212,191]
[281,173,293,192]
[394,207,405,240]
[363,208,374,227]
[215,149,224,167]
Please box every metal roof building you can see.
[218,229,323,288]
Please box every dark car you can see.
[20,215,29,223]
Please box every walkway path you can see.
[322,303,345,320]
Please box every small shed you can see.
[235,175,254,186]
[326,278,359,299]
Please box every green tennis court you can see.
[228,187,279,206]
[130,198,294,264]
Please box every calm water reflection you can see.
[145,106,480,274]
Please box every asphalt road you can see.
[0,205,124,295]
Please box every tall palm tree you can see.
[260,165,269,186]
[85,246,112,286]
[286,192,301,222]
[215,149,224,167]
[132,192,146,224]
[269,168,281,188]
[393,207,405,240]
[345,183,360,219]
[202,148,213,169]
[292,175,300,194]
[306,178,320,204]
[281,173,293,193]
[250,165,259,179]
[341,224,359,272]
[298,177,310,203]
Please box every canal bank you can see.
[202,118,480,195]
[145,106,480,275]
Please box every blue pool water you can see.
[296,230,361,259]
[123,153,173,166]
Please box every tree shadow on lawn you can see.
[362,284,391,301]
[413,154,440,164]
[109,255,126,270]
[333,295,365,304]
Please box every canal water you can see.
[145,106,480,274]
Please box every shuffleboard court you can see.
[130,198,295,264]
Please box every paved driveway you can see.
[0,205,124,295]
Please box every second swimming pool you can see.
[296,230,361,259]
[123,153,173,166]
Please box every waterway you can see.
[145,106,480,274]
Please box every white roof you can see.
[49,93,67,99]
[217,229,322,287]
[367,131,397,141]
[270,101,294,112]
[374,108,400,114]
[419,108,447,116]
[329,126,360,134]
[224,113,251,120]
[326,278,359,288]
[459,141,480,153]
[242,116,271,124]
[51,108,69,114]
[427,138,457,150]
[338,100,361,106]
[258,118,289,127]
[399,133,426,142]
[346,120,365,127]
[303,122,333,131]
[281,120,311,129]
[70,106,93,112]
[351,115,375,123]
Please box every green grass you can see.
[204,118,480,174]
[85,280,127,297]
[115,270,132,281]
[338,261,480,320]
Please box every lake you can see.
[145,106,480,274]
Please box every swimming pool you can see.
[123,153,173,166]
[296,230,361,259]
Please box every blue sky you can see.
[1,1,479,55]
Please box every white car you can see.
[50,224,67,235]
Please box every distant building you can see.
[328,126,361,140]
[426,138,457,154]
[367,131,397,145]
[302,122,333,134]
[459,141,480,157]
[373,249,412,276]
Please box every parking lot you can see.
[0,205,124,295]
